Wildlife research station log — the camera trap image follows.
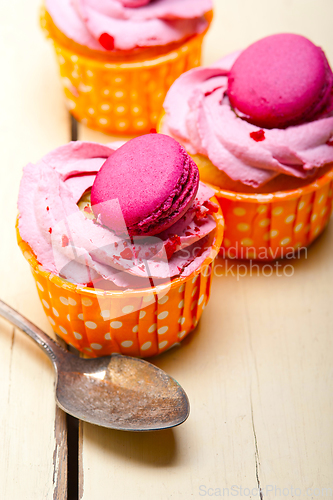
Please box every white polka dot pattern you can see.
[91,343,102,350]
[216,171,333,260]
[85,321,97,330]
[122,305,134,314]
[158,295,169,305]
[121,341,133,348]
[49,24,205,135]
[141,341,152,351]
[52,308,59,317]
[19,207,219,358]
[158,326,169,335]
[100,310,111,319]
[82,298,93,307]
[158,311,169,320]
[111,321,122,329]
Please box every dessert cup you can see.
[194,155,333,260]
[16,205,224,358]
[41,7,212,135]
[159,34,333,260]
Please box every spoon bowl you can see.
[0,300,189,431]
[56,352,189,431]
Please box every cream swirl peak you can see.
[17,142,218,289]
[45,0,213,51]
[162,52,333,188]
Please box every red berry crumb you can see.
[250,129,265,142]
[46,206,49,211]
[195,208,208,221]
[62,235,69,247]
[48,228,52,234]
[150,128,157,134]
[120,248,133,260]
[164,235,181,259]
[203,200,219,214]
[99,33,115,51]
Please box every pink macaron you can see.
[91,134,199,236]
[228,33,333,129]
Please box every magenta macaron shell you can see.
[91,134,199,236]
[228,33,333,129]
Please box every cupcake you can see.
[17,134,223,357]
[161,34,333,260]
[40,0,213,135]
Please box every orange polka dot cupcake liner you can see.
[208,168,333,260]
[41,9,207,135]
[16,208,224,358]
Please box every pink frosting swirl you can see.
[18,142,218,288]
[162,52,333,188]
[121,0,151,7]
[45,0,212,51]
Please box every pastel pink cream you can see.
[91,134,199,236]
[45,0,212,51]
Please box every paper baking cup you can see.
[207,168,333,260]
[16,208,223,358]
[41,11,207,135]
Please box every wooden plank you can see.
[78,2,333,499]
[0,0,70,498]
[53,406,68,500]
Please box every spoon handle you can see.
[0,299,67,366]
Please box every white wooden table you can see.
[1,1,333,499]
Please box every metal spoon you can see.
[0,299,189,431]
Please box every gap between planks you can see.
[53,115,81,500]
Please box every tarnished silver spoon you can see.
[0,299,189,431]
